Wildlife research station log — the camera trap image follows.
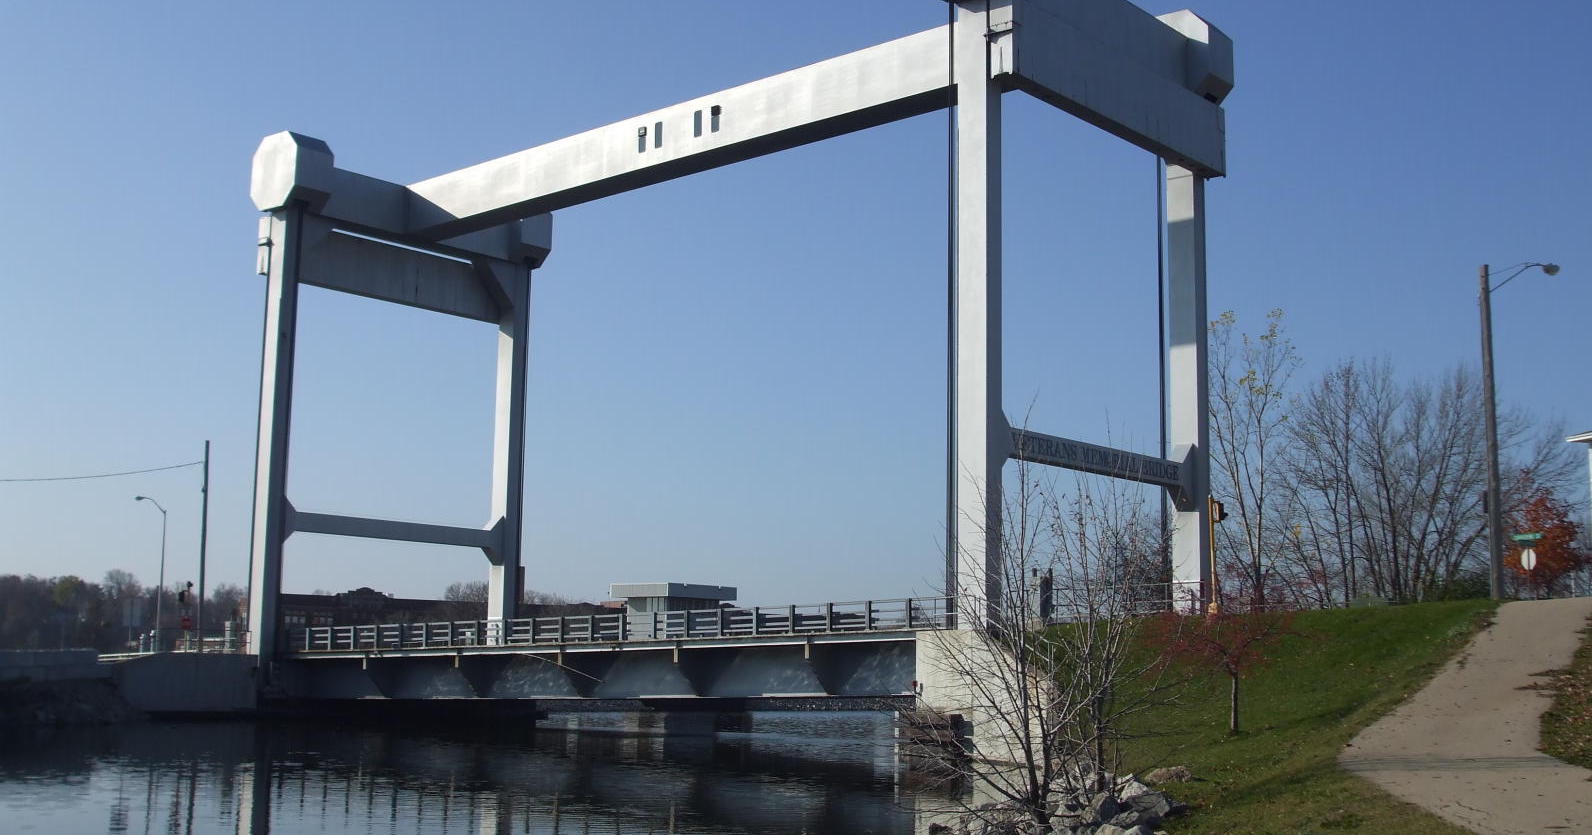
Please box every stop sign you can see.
[1520,548,1537,571]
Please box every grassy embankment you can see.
[1541,613,1592,769]
[1119,599,1497,834]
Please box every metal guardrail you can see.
[97,652,153,663]
[98,642,249,663]
[290,597,952,654]
[1048,581,1203,616]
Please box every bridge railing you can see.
[289,596,952,654]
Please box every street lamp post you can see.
[1480,261,1561,600]
[135,495,168,650]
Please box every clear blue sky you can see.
[2,1,1587,606]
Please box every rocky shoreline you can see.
[928,768,1194,835]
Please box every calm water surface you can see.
[0,712,950,834]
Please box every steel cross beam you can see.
[250,2,1228,245]
[245,0,1231,665]
[398,3,1228,238]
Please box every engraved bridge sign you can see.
[1008,428,1190,498]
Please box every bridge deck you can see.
[288,596,949,659]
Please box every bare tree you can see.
[912,464,1176,831]
[1280,360,1369,606]
[101,569,142,601]
[437,580,584,621]
[443,580,574,607]
[1209,309,1301,607]
[1279,360,1578,603]
[206,582,247,631]
[443,580,489,602]
[1204,306,1583,606]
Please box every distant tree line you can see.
[0,571,245,651]
[437,580,596,621]
[1208,310,1586,606]
[0,570,604,651]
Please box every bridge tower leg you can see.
[1165,165,1212,609]
[486,262,531,629]
[247,202,308,663]
[948,0,1006,630]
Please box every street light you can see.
[134,495,168,650]
[1480,261,1562,600]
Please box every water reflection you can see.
[0,712,946,834]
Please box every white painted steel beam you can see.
[398,0,1228,237]
[405,27,957,239]
[1166,165,1211,608]
[287,506,504,553]
[295,218,503,323]
[487,259,531,627]
[251,131,553,266]
[1007,0,1230,176]
[246,207,304,660]
[950,1,1010,630]
[249,2,1229,244]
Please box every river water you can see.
[0,712,956,834]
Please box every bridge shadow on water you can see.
[0,710,962,834]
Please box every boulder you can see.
[1125,792,1174,823]
[1117,779,1154,800]
[1095,824,1154,835]
[1142,765,1193,784]
[1087,793,1120,823]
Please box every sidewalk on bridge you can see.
[1340,596,1592,835]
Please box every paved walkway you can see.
[1340,597,1592,834]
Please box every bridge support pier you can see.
[914,628,1036,765]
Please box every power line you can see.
[0,460,203,483]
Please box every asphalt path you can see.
[1340,597,1592,834]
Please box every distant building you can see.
[277,587,604,628]
[608,582,737,614]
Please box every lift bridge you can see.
[238,0,1232,730]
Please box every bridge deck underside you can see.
[282,636,917,702]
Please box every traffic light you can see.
[1209,497,1229,523]
[177,580,194,605]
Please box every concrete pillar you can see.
[1165,165,1211,608]
[247,205,307,660]
[950,0,1005,629]
[487,261,532,627]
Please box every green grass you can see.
[1541,614,1592,769]
[1118,599,1498,834]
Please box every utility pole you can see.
[198,440,211,651]
[1479,261,1562,600]
[1480,264,1505,600]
